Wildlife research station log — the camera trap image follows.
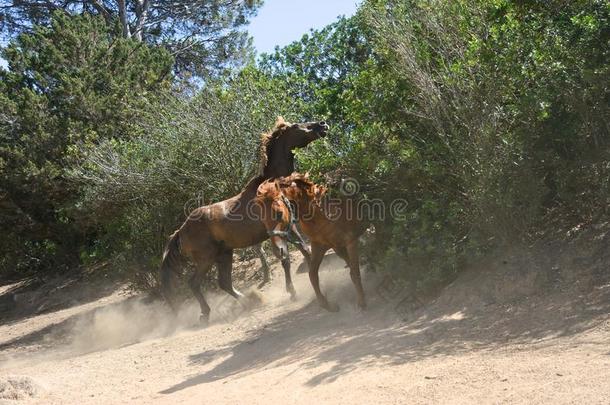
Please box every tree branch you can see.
[117,0,130,38]
[88,0,111,23]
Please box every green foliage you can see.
[1,1,608,296]
[254,0,610,293]
[73,68,303,287]
[0,12,173,277]
[0,0,262,78]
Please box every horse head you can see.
[256,179,291,227]
[279,173,326,207]
[260,117,328,177]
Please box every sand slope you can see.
[1,252,609,404]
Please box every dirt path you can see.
[1,254,609,404]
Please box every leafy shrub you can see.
[259,0,610,293]
[73,69,304,288]
[0,12,172,277]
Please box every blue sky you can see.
[249,0,362,55]
[0,0,361,69]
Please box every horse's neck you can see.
[263,143,295,178]
[295,199,325,223]
[239,176,266,201]
[297,195,351,223]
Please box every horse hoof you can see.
[324,302,340,312]
[287,286,297,301]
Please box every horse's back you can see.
[180,199,267,251]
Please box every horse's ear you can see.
[313,185,327,205]
[275,116,287,128]
[256,180,267,197]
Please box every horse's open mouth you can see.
[305,121,329,137]
[318,124,329,137]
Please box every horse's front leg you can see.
[309,243,339,312]
[269,236,297,300]
[290,223,311,272]
[255,243,272,288]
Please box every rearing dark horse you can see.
[160,117,328,322]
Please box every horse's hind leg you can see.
[345,240,366,310]
[189,254,215,324]
[309,243,338,312]
[216,249,244,300]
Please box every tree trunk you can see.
[118,0,131,38]
[133,0,150,42]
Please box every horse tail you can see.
[160,230,182,309]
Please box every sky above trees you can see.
[248,0,361,55]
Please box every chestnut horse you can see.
[160,119,327,322]
[256,173,368,312]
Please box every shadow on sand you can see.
[160,274,610,394]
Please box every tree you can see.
[0,0,262,77]
[0,12,173,276]
[252,0,610,294]
[259,16,372,119]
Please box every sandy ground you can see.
[1,253,609,404]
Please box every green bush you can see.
[257,0,610,293]
[2,1,607,297]
[0,12,172,277]
[73,69,305,288]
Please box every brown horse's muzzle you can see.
[308,121,329,137]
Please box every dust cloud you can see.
[0,253,369,371]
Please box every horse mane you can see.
[256,179,281,202]
[258,116,290,175]
[257,172,316,202]
[278,172,328,202]
[279,172,313,188]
